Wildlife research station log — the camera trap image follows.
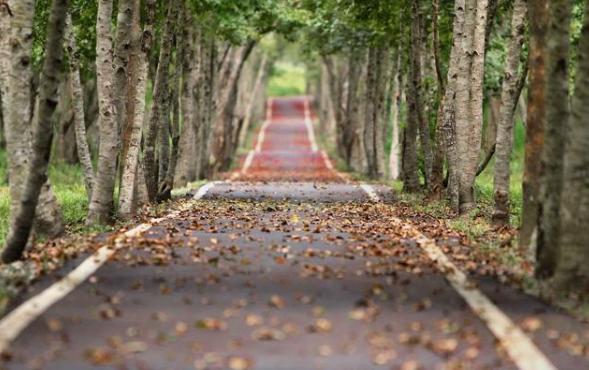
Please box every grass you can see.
[0,159,90,243]
[267,61,307,97]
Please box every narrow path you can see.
[1,97,589,370]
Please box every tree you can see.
[65,13,94,200]
[439,0,466,210]
[520,0,548,250]
[1,0,69,263]
[86,0,118,225]
[143,0,180,202]
[454,0,488,213]
[492,0,527,226]
[118,0,156,220]
[552,0,589,290]
[536,0,573,277]
[2,0,64,238]
[403,0,422,192]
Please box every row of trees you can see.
[306,0,588,291]
[0,0,302,262]
[0,0,587,291]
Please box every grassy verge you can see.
[0,160,90,244]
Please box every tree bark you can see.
[117,0,140,193]
[374,46,390,179]
[412,0,432,187]
[430,0,446,192]
[364,48,378,179]
[158,8,185,202]
[211,42,256,173]
[432,0,445,94]
[520,0,548,252]
[0,1,10,97]
[439,0,466,209]
[454,0,488,213]
[143,0,179,201]
[552,2,589,290]
[65,13,94,200]
[339,53,359,171]
[492,0,527,225]
[536,0,572,277]
[198,34,217,179]
[389,63,403,181]
[239,53,267,148]
[175,17,200,188]
[112,0,134,138]
[4,0,64,238]
[404,1,424,191]
[118,0,156,220]
[2,0,69,263]
[86,0,118,225]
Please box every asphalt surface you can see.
[1,97,589,370]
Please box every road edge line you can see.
[255,98,273,153]
[303,99,319,153]
[0,182,216,354]
[358,184,558,370]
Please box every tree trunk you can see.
[118,0,140,193]
[492,0,527,225]
[53,73,77,164]
[412,0,432,187]
[520,0,548,252]
[432,0,445,94]
[211,42,256,173]
[324,56,347,156]
[374,46,390,179]
[454,0,488,213]
[430,0,445,193]
[0,1,8,155]
[344,51,363,169]
[0,1,10,96]
[143,0,179,201]
[2,0,69,263]
[3,0,64,239]
[440,0,466,210]
[198,34,217,180]
[158,9,185,202]
[112,0,134,138]
[364,48,378,179]
[404,1,423,191]
[552,2,589,290]
[389,64,403,181]
[86,0,118,225]
[239,53,267,148]
[118,0,156,220]
[65,13,94,200]
[536,0,572,277]
[174,17,200,188]
[476,96,499,176]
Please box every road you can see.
[1,97,588,370]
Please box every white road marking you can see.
[320,150,334,170]
[193,181,216,200]
[360,183,381,202]
[255,98,273,153]
[303,99,319,153]
[358,184,558,370]
[233,98,274,180]
[241,150,256,175]
[0,182,217,354]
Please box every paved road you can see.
[1,97,589,370]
